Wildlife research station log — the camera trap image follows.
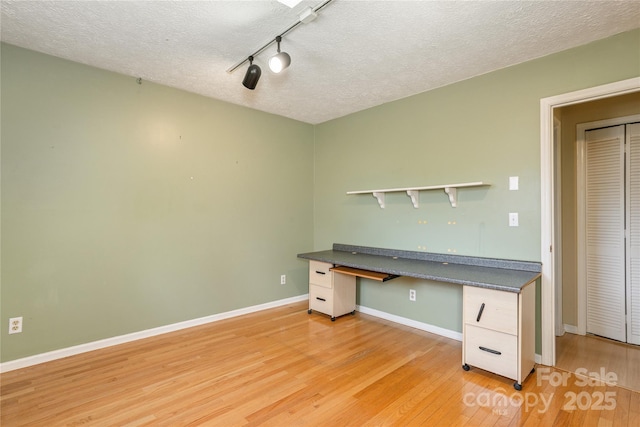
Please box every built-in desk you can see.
[297,243,542,390]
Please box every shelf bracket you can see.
[372,192,385,208]
[444,187,457,207]
[347,182,488,209]
[406,190,419,208]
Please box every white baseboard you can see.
[356,305,463,342]
[564,324,579,335]
[1,298,545,373]
[0,294,309,373]
[357,305,543,366]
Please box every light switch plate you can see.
[509,176,519,191]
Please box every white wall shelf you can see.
[346,182,489,208]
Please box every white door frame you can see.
[539,77,640,366]
[576,115,640,337]
[554,117,564,337]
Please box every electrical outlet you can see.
[280,274,286,285]
[9,317,23,334]
[409,289,416,302]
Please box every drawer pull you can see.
[479,346,501,356]
[316,297,326,302]
[476,303,485,322]
[315,271,326,275]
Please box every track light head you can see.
[269,36,291,73]
[242,56,261,90]
[269,52,291,73]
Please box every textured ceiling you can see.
[1,0,639,124]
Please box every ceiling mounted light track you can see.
[269,36,291,73]
[227,0,334,89]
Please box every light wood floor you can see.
[2,301,638,426]
[556,332,640,392]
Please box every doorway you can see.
[541,82,640,392]
[539,77,640,368]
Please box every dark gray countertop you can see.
[298,244,541,293]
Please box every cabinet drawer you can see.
[309,284,334,314]
[465,324,518,380]
[309,261,332,288]
[464,286,517,335]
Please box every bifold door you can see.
[585,123,640,345]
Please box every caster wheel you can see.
[531,367,536,374]
[462,364,470,371]
[307,309,312,314]
[351,310,356,315]
[514,382,522,391]
[331,317,336,322]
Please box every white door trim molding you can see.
[554,117,564,337]
[540,77,640,367]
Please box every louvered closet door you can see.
[627,123,640,345]
[585,125,626,342]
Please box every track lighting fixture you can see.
[242,56,261,90]
[227,0,335,88]
[268,36,291,74]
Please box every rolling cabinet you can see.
[462,283,536,390]
[307,260,356,321]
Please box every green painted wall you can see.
[2,29,639,363]
[1,44,315,362]
[314,29,640,349]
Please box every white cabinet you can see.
[307,260,356,321]
[462,283,535,390]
